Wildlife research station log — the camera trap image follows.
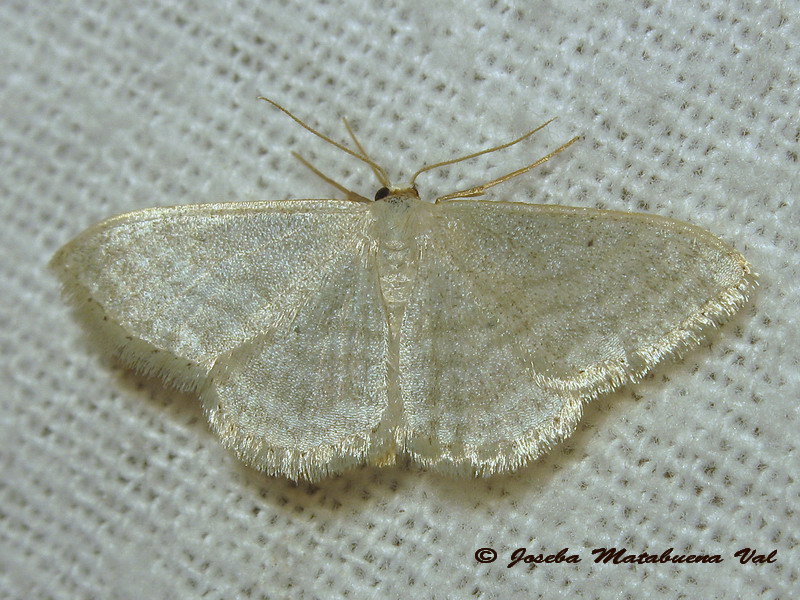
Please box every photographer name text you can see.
[473,546,777,568]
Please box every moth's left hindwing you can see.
[398,201,755,475]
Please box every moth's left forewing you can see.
[398,200,755,476]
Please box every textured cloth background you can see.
[1,1,797,598]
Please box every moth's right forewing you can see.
[51,200,371,390]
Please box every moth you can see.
[51,99,756,481]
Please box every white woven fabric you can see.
[1,1,797,598]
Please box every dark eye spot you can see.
[374,187,390,201]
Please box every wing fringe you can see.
[50,258,209,392]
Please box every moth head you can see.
[373,185,420,202]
